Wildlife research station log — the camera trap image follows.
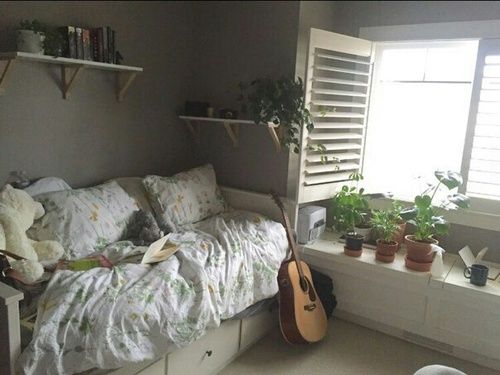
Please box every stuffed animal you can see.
[127,209,163,246]
[0,184,64,284]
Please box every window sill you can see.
[368,197,500,232]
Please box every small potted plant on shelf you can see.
[400,171,470,272]
[371,209,400,263]
[331,172,369,257]
[354,208,373,242]
[17,19,46,54]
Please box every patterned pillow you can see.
[143,164,226,230]
[30,181,138,259]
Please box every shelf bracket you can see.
[117,72,137,102]
[61,65,83,99]
[267,124,282,152]
[223,122,239,147]
[184,119,200,143]
[0,59,15,95]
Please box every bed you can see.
[0,165,295,375]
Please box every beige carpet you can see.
[220,319,497,375]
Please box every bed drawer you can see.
[240,308,278,350]
[166,319,240,375]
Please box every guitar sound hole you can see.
[300,277,308,292]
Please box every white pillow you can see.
[109,177,154,214]
[24,177,71,197]
[30,181,138,259]
[143,164,226,230]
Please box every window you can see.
[363,41,478,201]
[297,28,500,227]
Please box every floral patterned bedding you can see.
[17,210,288,375]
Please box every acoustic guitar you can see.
[271,192,327,345]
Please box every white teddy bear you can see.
[0,184,64,284]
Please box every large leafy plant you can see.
[241,76,313,153]
[400,171,470,242]
[331,173,369,234]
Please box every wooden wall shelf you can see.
[0,51,143,101]
[179,115,282,152]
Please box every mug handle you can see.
[464,267,472,279]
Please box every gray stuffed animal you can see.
[128,210,163,246]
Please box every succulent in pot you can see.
[371,209,400,263]
[400,171,470,271]
[331,173,369,256]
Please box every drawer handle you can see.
[205,350,213,358]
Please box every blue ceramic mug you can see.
[464,264,489,286]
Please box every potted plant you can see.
[388,200,407,250]
[354,208,373,242]
[401,171,470,271]
[17,19,46,54]
[241,76,313,153]
[331,173,369,257]
[371,209,400,263]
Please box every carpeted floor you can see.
[220,319,497,375]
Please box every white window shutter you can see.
[461,39,500,200]
[297,28,374,203]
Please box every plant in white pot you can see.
[17,19,46,54]
[400,171,470,272]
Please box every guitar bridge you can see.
[304,303,316,311]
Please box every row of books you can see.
[59,26,116,63]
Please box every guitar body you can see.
[278,259,328,344]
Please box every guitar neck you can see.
[281,205,305,278]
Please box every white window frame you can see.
[359,20,500,232]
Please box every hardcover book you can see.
[75,27,84,59]
[59,26,76,58]
[82,29,92,61]
[102,26,108,63]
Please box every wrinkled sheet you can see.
[17,211,287,374]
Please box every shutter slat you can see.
[311,100,366,108]
[314,77,369,87]
[313,122,364,129]
[304,172,356,186]
[311,88,367,97]
[308,133,363,141]
[306,152,360,162]
[316,53,371,65]
[306,162,360,174]
[319,143,363,151]
[312,111,365,118]
[314,65,369,76]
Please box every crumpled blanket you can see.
[17,211,287,374]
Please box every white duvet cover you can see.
[17,211,288,374]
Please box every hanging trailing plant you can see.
[240,76,313,153]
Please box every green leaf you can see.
[448,193,470,208]
[434,170,463,190]
[415,195,432,210]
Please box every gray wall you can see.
[189,1,300,196]
[0,1,197,188]
[331,1,500,262]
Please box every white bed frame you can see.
[0,186,296,375]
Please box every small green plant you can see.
[331,172,369,234]
[400,171,470,242]
[371,210,399,244]
[19,19,46,34]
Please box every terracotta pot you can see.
[392,222,407,250]
[345,233,364,250]
[404,255,433,272]
[375,239,398,263]
[405,235,438,263]
[344,246,362,258]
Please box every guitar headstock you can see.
[270,191,284,210]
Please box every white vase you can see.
[17,30,45,54]
[354,226,372,241]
